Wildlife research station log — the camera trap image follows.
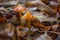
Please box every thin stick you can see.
[58,0,60,3]
[38,31,60,35]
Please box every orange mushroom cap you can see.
[22,11,34,20]
[13,5,26,12]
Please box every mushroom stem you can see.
[28,20,31,40]
[19,12,22,26]
[16,0,19,5]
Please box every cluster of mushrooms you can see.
[0,0,60,40]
